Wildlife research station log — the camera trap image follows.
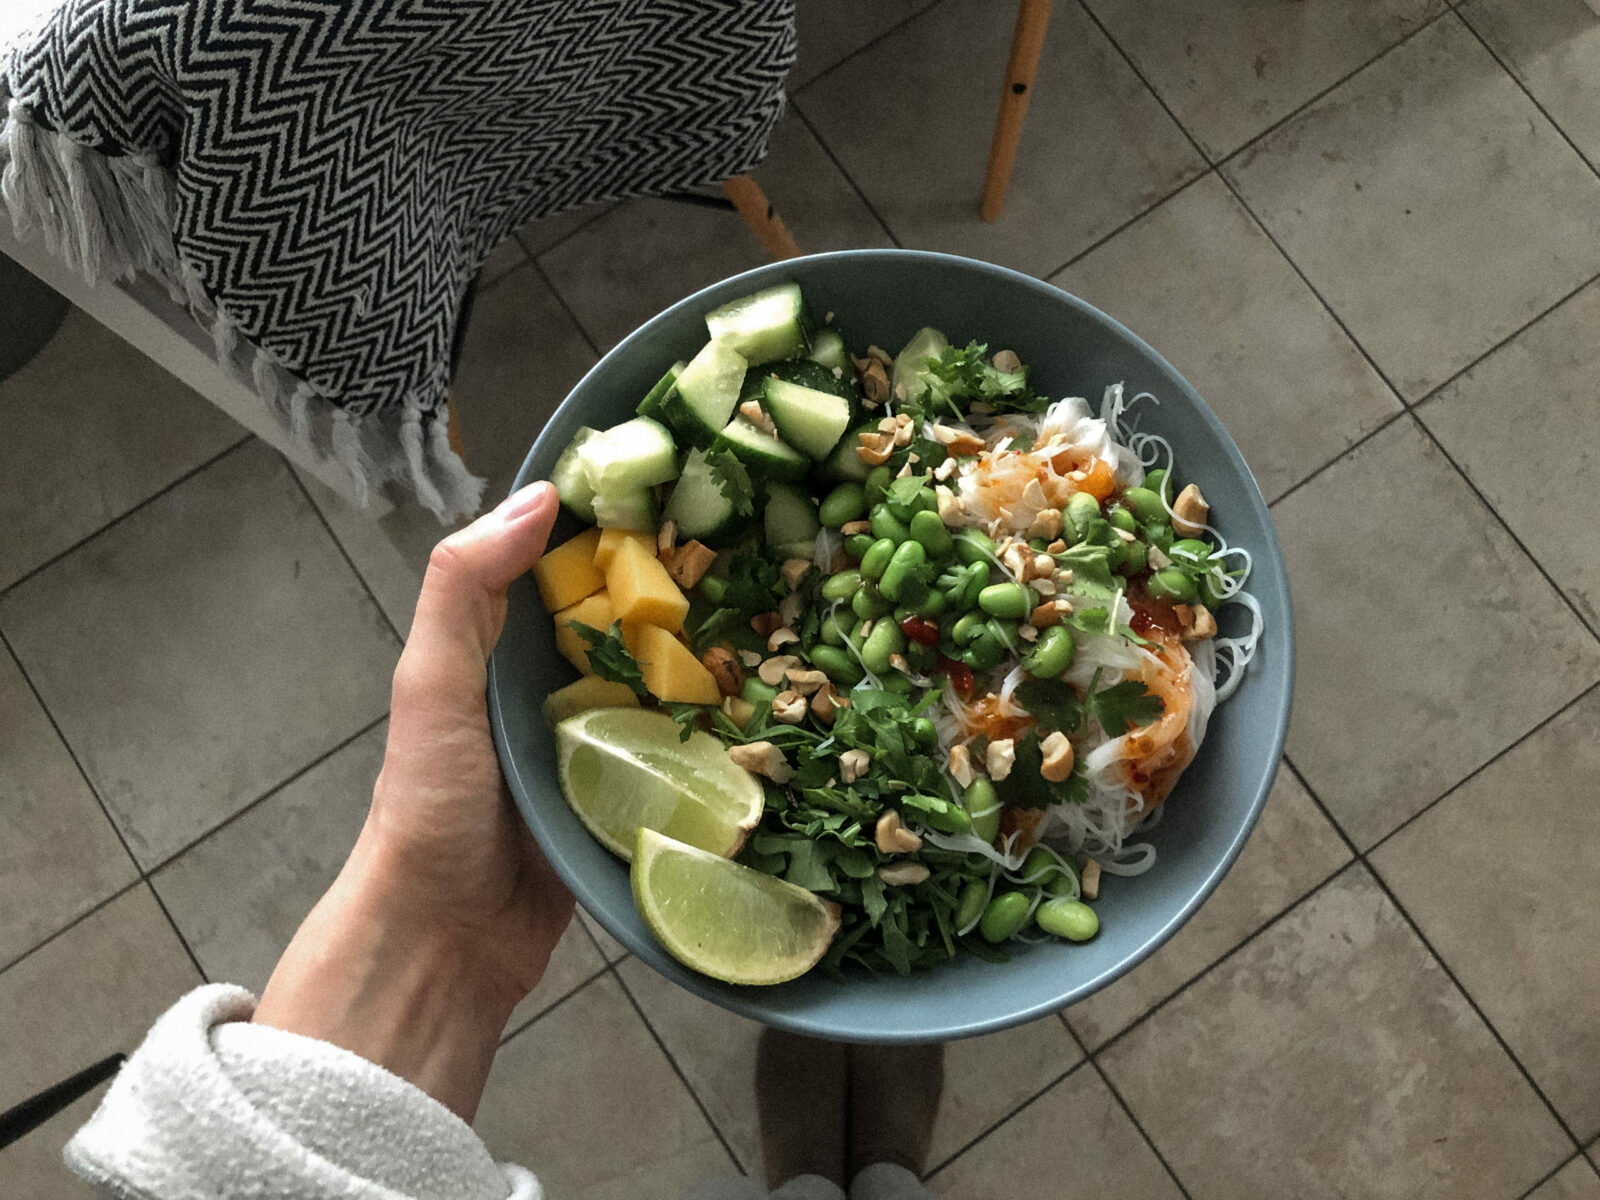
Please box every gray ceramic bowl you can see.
[488,250,1293,1044]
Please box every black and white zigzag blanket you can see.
[0,1,796,518]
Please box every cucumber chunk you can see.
[663,449,749,544]
[765,484,820,559]
[808,327,850,375]
[637,361,687,422]
[713,416,810,482]
[891,327,949,405]
[592,486,658,532]
[665,340,747,448]
[579,416,679,493]
[762,378,851,460]
[550,426,601,522]
[818,424,872,483]
[704,282,807,365]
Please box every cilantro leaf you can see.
[720,549,785,612]
[706,447,757,518]
[1087,675,1165,734]
[1015,678,1084,734]
[995,731,1057,811]
[885,474,928,508]
[662,702,710,742]
[915,341,1045,417]
[570,621,647,696]
[1055,545,1119,599]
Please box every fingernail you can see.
[497,481,554,524]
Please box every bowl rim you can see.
[488,247,1295,1042]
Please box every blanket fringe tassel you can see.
[1,100,483,522]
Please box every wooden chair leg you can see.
[445,394,464,458]
[981,0,1054,223]
[721,175,803,260]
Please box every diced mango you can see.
[554,591,616,674]
[541,676,640,725]
[634,625,721,704]
[605,536,690,632]
[594,528,655,571]
[534,528,605,612]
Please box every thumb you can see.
[408,481,559,671]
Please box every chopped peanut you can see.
[1029,602,1060,628]
[1039,731,1075,782]
[757,654,801,687]
[750,611,782,637]
[771,690,807,724]
[810,684,846,724]
[878,861,931,887]
[667,540,716,589]
[840,519,872,536]
[838,747,870,784]
[721,694,756,728]
[785,668,828,695]
[737,648,763,668]
[990,349,1022,372]
[780,558,813,590]
[855,429,894,465]
[728,740,794,783]
[986,738,1016,782]
[767,627,800,652]
[1181,604,1217,643]
[1081,859,1101,900]
[700,647,744,697]
[948,744,975,788]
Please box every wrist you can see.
[253,845,516,1120]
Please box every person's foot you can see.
[755,1028,848,1189]
[846,1041,944,1180]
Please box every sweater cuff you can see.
[64,983,536,1200]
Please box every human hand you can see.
[255,481,574,1119]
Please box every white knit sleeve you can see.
[63,984,538,1200]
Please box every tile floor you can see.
[4,2,1600,1196]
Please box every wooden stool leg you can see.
[981,0,1054,223]
[445,395,464,458]
[721,175,803,260]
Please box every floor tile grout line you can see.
[510,202,622,268]
[1455,6,1600,181]
[0,879,142,979]
[921,1060,1090,1180]
[1411,411,1600,642]
[0,433,253,605]
[789,0,950,99]
[1516,1148,1592,1200]
[286,469,409,647]
[1361,677,1600,861]
[1265,409,1409,511]
[1043,167,1214,283]
[1072,0,1214,170]
[528,256,604,361]
[142,711,392,879]
[1212,7,1456,175]
[496,963,613,1047]
[606,962,749,1176]
[1083,1056,1195,1200]
[1280,758,1589,1156]
[141,878,210,984]
[786,102,903,250]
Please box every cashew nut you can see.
[780,558,813,591]
[757,655,801,687]
[838,747,870,784]
[948,744,975,788]
[1039,731,1075,783]
[1081,858,1101,900]
[986,738,1016,783]
[878,861,931,887]
[1172,483,1210,537]
[728,740,794,784]
[767,627,800,652]
[700,647,744,697]
[771,690,808,724]
[874,809,923,855]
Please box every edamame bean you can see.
[979,891,1035,944]
[1019,847,1066,887]
[843,533,875,560]
[962,630,1006,670]
[1198,569,1230,609]
[1021,624,1076,678]
[1107,504,1139,534]
[1143,468,1168,497]
[913,795,970,834]
[911,717,939,750]
[742,678,778,709]
[878,540,927,602]
[860,618,906,674]
[1168,538,1215,565]
[986,618,1019,652]
[697,575,727,605]
[913,588,947,618]
[870,505,912,544]
[819,481,867,528]
[909,509,953,557]
[1036,898,1099,942]
[1146,566,1198,604]
[852,583,894,620]
[878,672,913,695]
[1121,486,1166,525]
[821,570,862,603]
[887,486,936,523]
[860,537,897,581]
[955,880,989,930]
[963,778,1001,844]
[954,528,997,566]
[820,610,857,647]
[809,644,864,686]
[864,465,894,505]
[951,612,987,645]
[978,582,1032,618]
[1119,540,1148,576]
[1065,491,1101,534]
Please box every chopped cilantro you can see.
[1015,678,1084,734]
[1055,544,1119,598]
[706,447,757,517]
[569,621,647,697]
[1087,670,1165,734]
[914,340,1045,418]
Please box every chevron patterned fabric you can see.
[0,0,796,518]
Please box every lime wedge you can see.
[632,828,841,985]
[555,708,763,861]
